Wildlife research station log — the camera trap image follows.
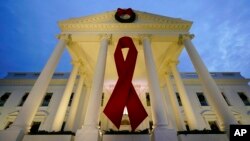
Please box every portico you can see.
[0,9,238,141]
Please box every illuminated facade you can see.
[0,9,250,141]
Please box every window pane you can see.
[101,92,104,106]
[175,92,182,106]
[68,93,74,106]
[41,93,53,106]
[0,92,11,106]
[30,122,41,133]
[146,92,151,106]
[196,92,209,106]
[18,93,29,106]
[237,92,250,106]
[208,121,220,131]
[221,92,231,106]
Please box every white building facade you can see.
[0,9,250,141]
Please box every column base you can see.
[75,125,100,141]
[0,126,25,141]
[152,126,178,141]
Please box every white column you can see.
[141,35,168,127]
[64,71,85,131]
[77,85,90,130]
[169,61,203,130]
[165,72,185,131]
[75,34,110,141]
[12,39,67,131]
[182,34,238,132]
[142,35,178,141]
[50,61,80,131]
[0,36,67,141]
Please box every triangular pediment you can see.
[59,10,192,32]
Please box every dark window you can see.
[4,122,13,129]
[61,122,66,131]
[185,121,190,131]
[33,73,40,76]
[222,73,235,77]
[175,92,182,106]
[149,121,153,130]
[30,122,41,133]
[41,93,53,106]
[221,92,231,106]
[146,92,151,106]
[0,92,11,106]
[196,92,209,106]
[68,93,74,106]
[237,92,250,106]
[18,92,29,106]
[237,120,241,124]
[53,73,64,77]
[101,92,104,106]
[208,121,220,131]
[14,73,26,77]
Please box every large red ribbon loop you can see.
[103,37,148,131]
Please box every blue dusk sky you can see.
[0,0,250,78]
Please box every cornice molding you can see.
[58,11,192,32]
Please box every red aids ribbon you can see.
[103,37,148,131]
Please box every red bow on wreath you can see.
[115,8,136,23]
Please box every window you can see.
[196,92,209,106]
[222,73,235,77]
[237,92,250,106]
[184,121,190,131]
[0,92,11,106]
[146,92,151,106]
[41,93,53,106]
[18,92,29,106]
[101,92,104,106]
[208,121,220,131]
[30,122,41,133]
[149,121,153,130]
[14,73,26,77]
[221,92,231,106]
[53,73,64,77]
[61,122,66,131]
[33,73,40,76]
[175,92,182,106]
[68,93,74,106]
[4,122,13,129]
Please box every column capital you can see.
[139,34,152,40]
[167,60,179,66]
[165,70,172,76]
[78,70,86,77]
[178,34,195,45]
[71,60,82,67]
[57,34,72,43]
[99,34,112,40]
